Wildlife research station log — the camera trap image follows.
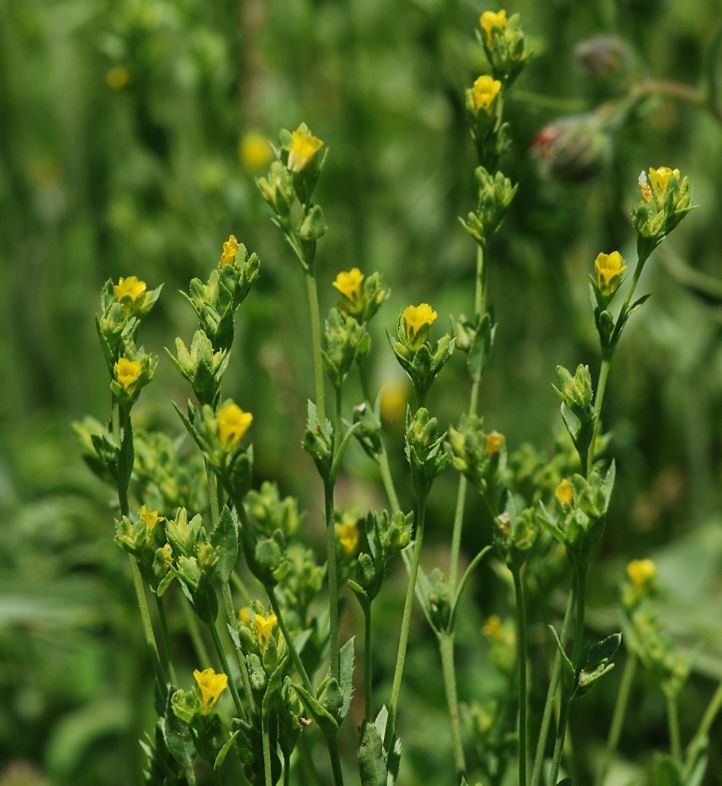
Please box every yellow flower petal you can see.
[217,403,253,449]
[403,303,438,343]
[336,522,359,555]
[287,126,324,173]
[555,479,573,506]
[627,559,656,586]
[193,667,228,712]
[594,250,627,287]
[115,276,147,302]
[485,431,505,455]
[480,9,507,40]
[482,614,504,640]
[219,234,240,267]
[648,167,680,195]
[253,613,277,644]
[472,75,502,114]
[332,268,364,300]
[140,505,163,533]
[114,358,142,390]
[239,132,272,171]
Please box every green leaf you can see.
[654,754,683,786]
[358,719,388,786]
[338,636,355,723]
[214,730,241,772]
[211,505,239,583]
[576,633,621,696]
[548,625,575,677]
[292,682,338,736]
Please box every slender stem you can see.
[587,358,610,477]
[531,590,575,786]
[209,620,246,720]
[682,680,722,780]
[181,594,212,666]
[262,715,273,786]
[305,271,326,424]
[596,654,637,786]
[155,595,177,685]
[327,733,344,786]
[222,581,256,715]
[206,462,221,527]
[129,556,166,687]
[334,385,343,456]
[378,446,401,515]
[667,692,682,761]
[513,567,529,786]
[439,632,466,778]
[475,243,486,321]
[384,497,427,750]
[548,697,572,786]
[324,480,341,681]
[364,602,373,720]
[269,590,313,693]
[283,753,291,786]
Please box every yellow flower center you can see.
[239,132,272,171]
[594,251,627,287]
[115,276,147,302]
[481,615,504,640]
[336,523,359,555]
[140,504,163,533]
[332,268,364,301]
[473,75,502,114]
[480,9,507,39]
[555,479,573,506]
[403,303,438,346]
[627,558,657,586]
[193,668,228,712]
[217,403,253,449]
[287,126,324,173]
[114,358,142,390]
[253,613,277,644]
[219,234,240,267]
[648,167,680,194]
[485,430,505,455]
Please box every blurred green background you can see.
[1,0,721,783]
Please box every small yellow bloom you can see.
[594,251,627,288]
[638,170,652,202]
[473,75,502,114]
[219,234,240,267]
[555,479,574,506]
[114,358,142,390]
[193,668,228,713]
[380,380,409,423]
[140,505,163,533]
[239,132,272,171]
[106,66,130,90]
[332,268,364,301]
[239,607,250,625]
[627,559,657,586]
[336,523,359,556]
[217,403,253,449]
[648,167,680,195]
[253,613,277,644]
[480,9,507,39]
[403,303,438,347]
[485,430,505,455]
[115,276,147,302]
[482,615,504,640]
[287,126,324,173]
[161,543,173,566]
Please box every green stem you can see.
[667,692,682,762]
[262,715,273,786]
[548,693,572,786]
[475,243,486,320]
[439,632,466,779]
[327,733,344,786]
[222,581,256,715]
[364,602,373,720]
[305,271,326,424]
[129,556,166,688]
[324,480,341,681]
[682,680,722,780]
[596,654,637,786]
[155,595,177,686]
[283,752,291,786]
[181,595,212,666]
[378,446,401,515]
[384,497,427,750]
[513,567,529,786]
[209,620,246,720]
[587,358,610,477]
[334,385,343,456]
[269,590,313,693]
[531,591,575,786]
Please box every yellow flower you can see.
[140,505,163,533]
[473,75,502,114]
[555,479,573,506]
[253,613,277,644]
[481,615,504,640]
[217,403,253,449]
[193,668,228,713]
[594,250,627,288]
[114,358,142,390]
[380,380,408,423]
[638,170,652,203]
[485,430,505,455]
[480,9,507,40]
[106,66,130,90]
[239,607,250,625]
[115,276,147,302]
[336,523,359,556]
[219,234,240,267]
[239,132,272,171]
[287,126,324,173]
[332,268,364,301]
[403,303,438,348]
[161,543,173,567]
[648,167,680,195]
[627,559,657,586]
